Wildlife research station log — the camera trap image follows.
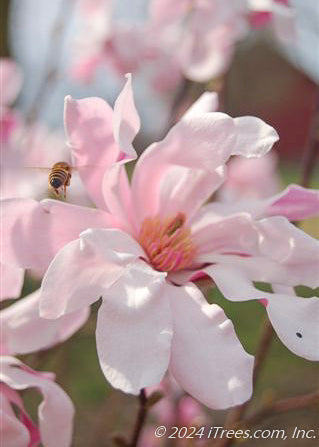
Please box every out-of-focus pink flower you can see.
[0,356,74,447]
[220,152,281,202]
[3,78,319,407]
[0,58,23,143]
[70,0,295,90]
[0,289,89,355]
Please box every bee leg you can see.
[63,185,67,199]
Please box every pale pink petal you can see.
[266,294,319,361]
[180,27,235,82]
[168,283,254,409]
[112,73,140,159]
[40,228,144,318]
[96,261,171,394]
[206,265,319,360]
[0,357,74,447]
[257,216,319,287]
[0,387,31,447]
[182,92,219,119]
[201,217,319,288]
[219,152,280,201]
[190,211,259,256]
[0,263,24,300]
[1,198,117,270]
[64,95,118,208]
[131,113,236,222]
[265,184,319,220]
[0,289,89,355]
[1,383,40,447]
[102,163,137,235]
[0,58,23,106]
[232,116,279,157]
[0,399,30,447]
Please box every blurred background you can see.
[1,0,319,446]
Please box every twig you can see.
[243,391,319,428]
[129,389,148,447]
[300,88,319,188]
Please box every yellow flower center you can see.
[139,213,196,272]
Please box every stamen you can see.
[139,213,196,272]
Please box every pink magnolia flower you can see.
[219,152,281,202]
[3,77,319,407]
[0,289,89,356]
[0,356,74,447]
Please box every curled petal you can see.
[96,261,171,394]
[0,357,74,447]
[265,184,319,220]
[207,265,319,361]
[64,95,117,208]
[169,283,254,409]
[232,116,279,158]
[267,294,319,361]
[112,73,140,159]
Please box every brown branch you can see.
[300,89,319,188]
[128,389,148,447]
[243,391,319,428]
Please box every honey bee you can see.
[48,161,72,198]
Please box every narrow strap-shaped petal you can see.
[96,261,171,394]
[168,283,254,409]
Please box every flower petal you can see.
[112,73,140,159]
[0,395,30,447]
[201,217,319,288]
[40,228,144,318]
[0,357,74,447]
[1,198,116,270]
[96,261,171,394]
[232,116,279,157]
[0,263,24,300]
[190,210,259,256]
[0,290,89,355]
[266,294,319,361]
[131,112,235,222]
[64,95,118,208]
[265,184,319,220]
[206,265,319,361]
[169,283,254,409]
[102,163,137,235]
